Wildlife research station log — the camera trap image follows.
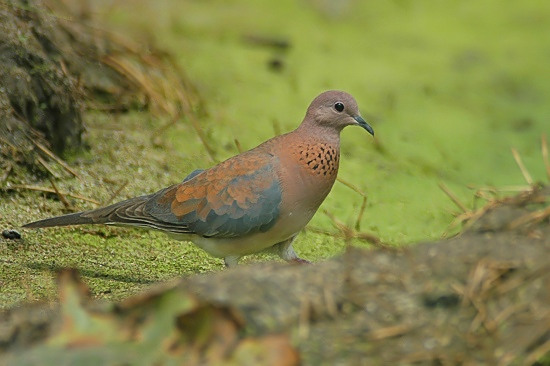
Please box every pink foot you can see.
[290,258,311,265]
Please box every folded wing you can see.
[146,153,282,237]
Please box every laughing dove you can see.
[23,90,374,267]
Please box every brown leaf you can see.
[231,335,300,366]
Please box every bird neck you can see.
[295,118,342,147]
[278,122,341,181]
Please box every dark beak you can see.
[354,116,374,136]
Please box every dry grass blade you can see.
[454,259,518,334]
[474,185,532,192]
[321,209,385,247]
[496,263,550,296]
[234,138,243,153]
[98,32,213,159]
[336,177,369,231]
[8,184,100,205]
[542,134,550,181]
[511,147,533,185]
[354,196,367,230]
[322,209,353,239]
[524,331,550,365]
[31,139,81,180]
[367,323,413,341]
[86,169,118,185]
[492,303,528,327]
[150,113,180,145]
[271,119,282,136]
[306,226,334,236]
[36,156,59,178]
[336,177,366,196]
[0,135,18,152]
[102,55,165,111]
[103,180,129,206]
[444,141,549,235]
[356,232,385,246]
[97,29,201,115]
[0,163,12,183]
[438,182,468,213]
[507,206,550,230]
[188,114,217,162]
[48,177,74,211]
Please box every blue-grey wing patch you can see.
[144,154,281,238]
[182,169,204,183]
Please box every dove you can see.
[24,90,374,267]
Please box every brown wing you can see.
[145,152,282,237]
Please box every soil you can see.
[0,0,84,156]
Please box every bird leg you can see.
[274,235,311,264]
[289,257,312,265]
[223,255,240,267]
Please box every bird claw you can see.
[289,258,311,265]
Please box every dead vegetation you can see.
[441,134,550,236]
[0,0,205,193]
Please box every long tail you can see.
[23,194,153,229]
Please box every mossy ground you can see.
[1,0,549,309]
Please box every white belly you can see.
[169,206,315,258]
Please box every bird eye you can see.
[334,102,344,112]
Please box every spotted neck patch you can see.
[294,143,340,177]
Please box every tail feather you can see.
[23,194,152,229]
[23,211,97,228]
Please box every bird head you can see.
[305,90,374,136]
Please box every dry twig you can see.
[36,156,59,178]
[48,177,74,211]
[188,114,217,162]
[234,139,243,154]
[438,182,468,213]
[1,163,12,184]
[336,177,369,231]
[542,134,550,181]
[320,209,385,247]
[453,259,518,334]
[366,323,413,341]
[511,147,533,185]
[524,331,550,365]
[103,179,129,206]
[442,139,549,235]
[8,184,100,205]
[31,139,82,180]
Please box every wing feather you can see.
[144,152,281,238]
